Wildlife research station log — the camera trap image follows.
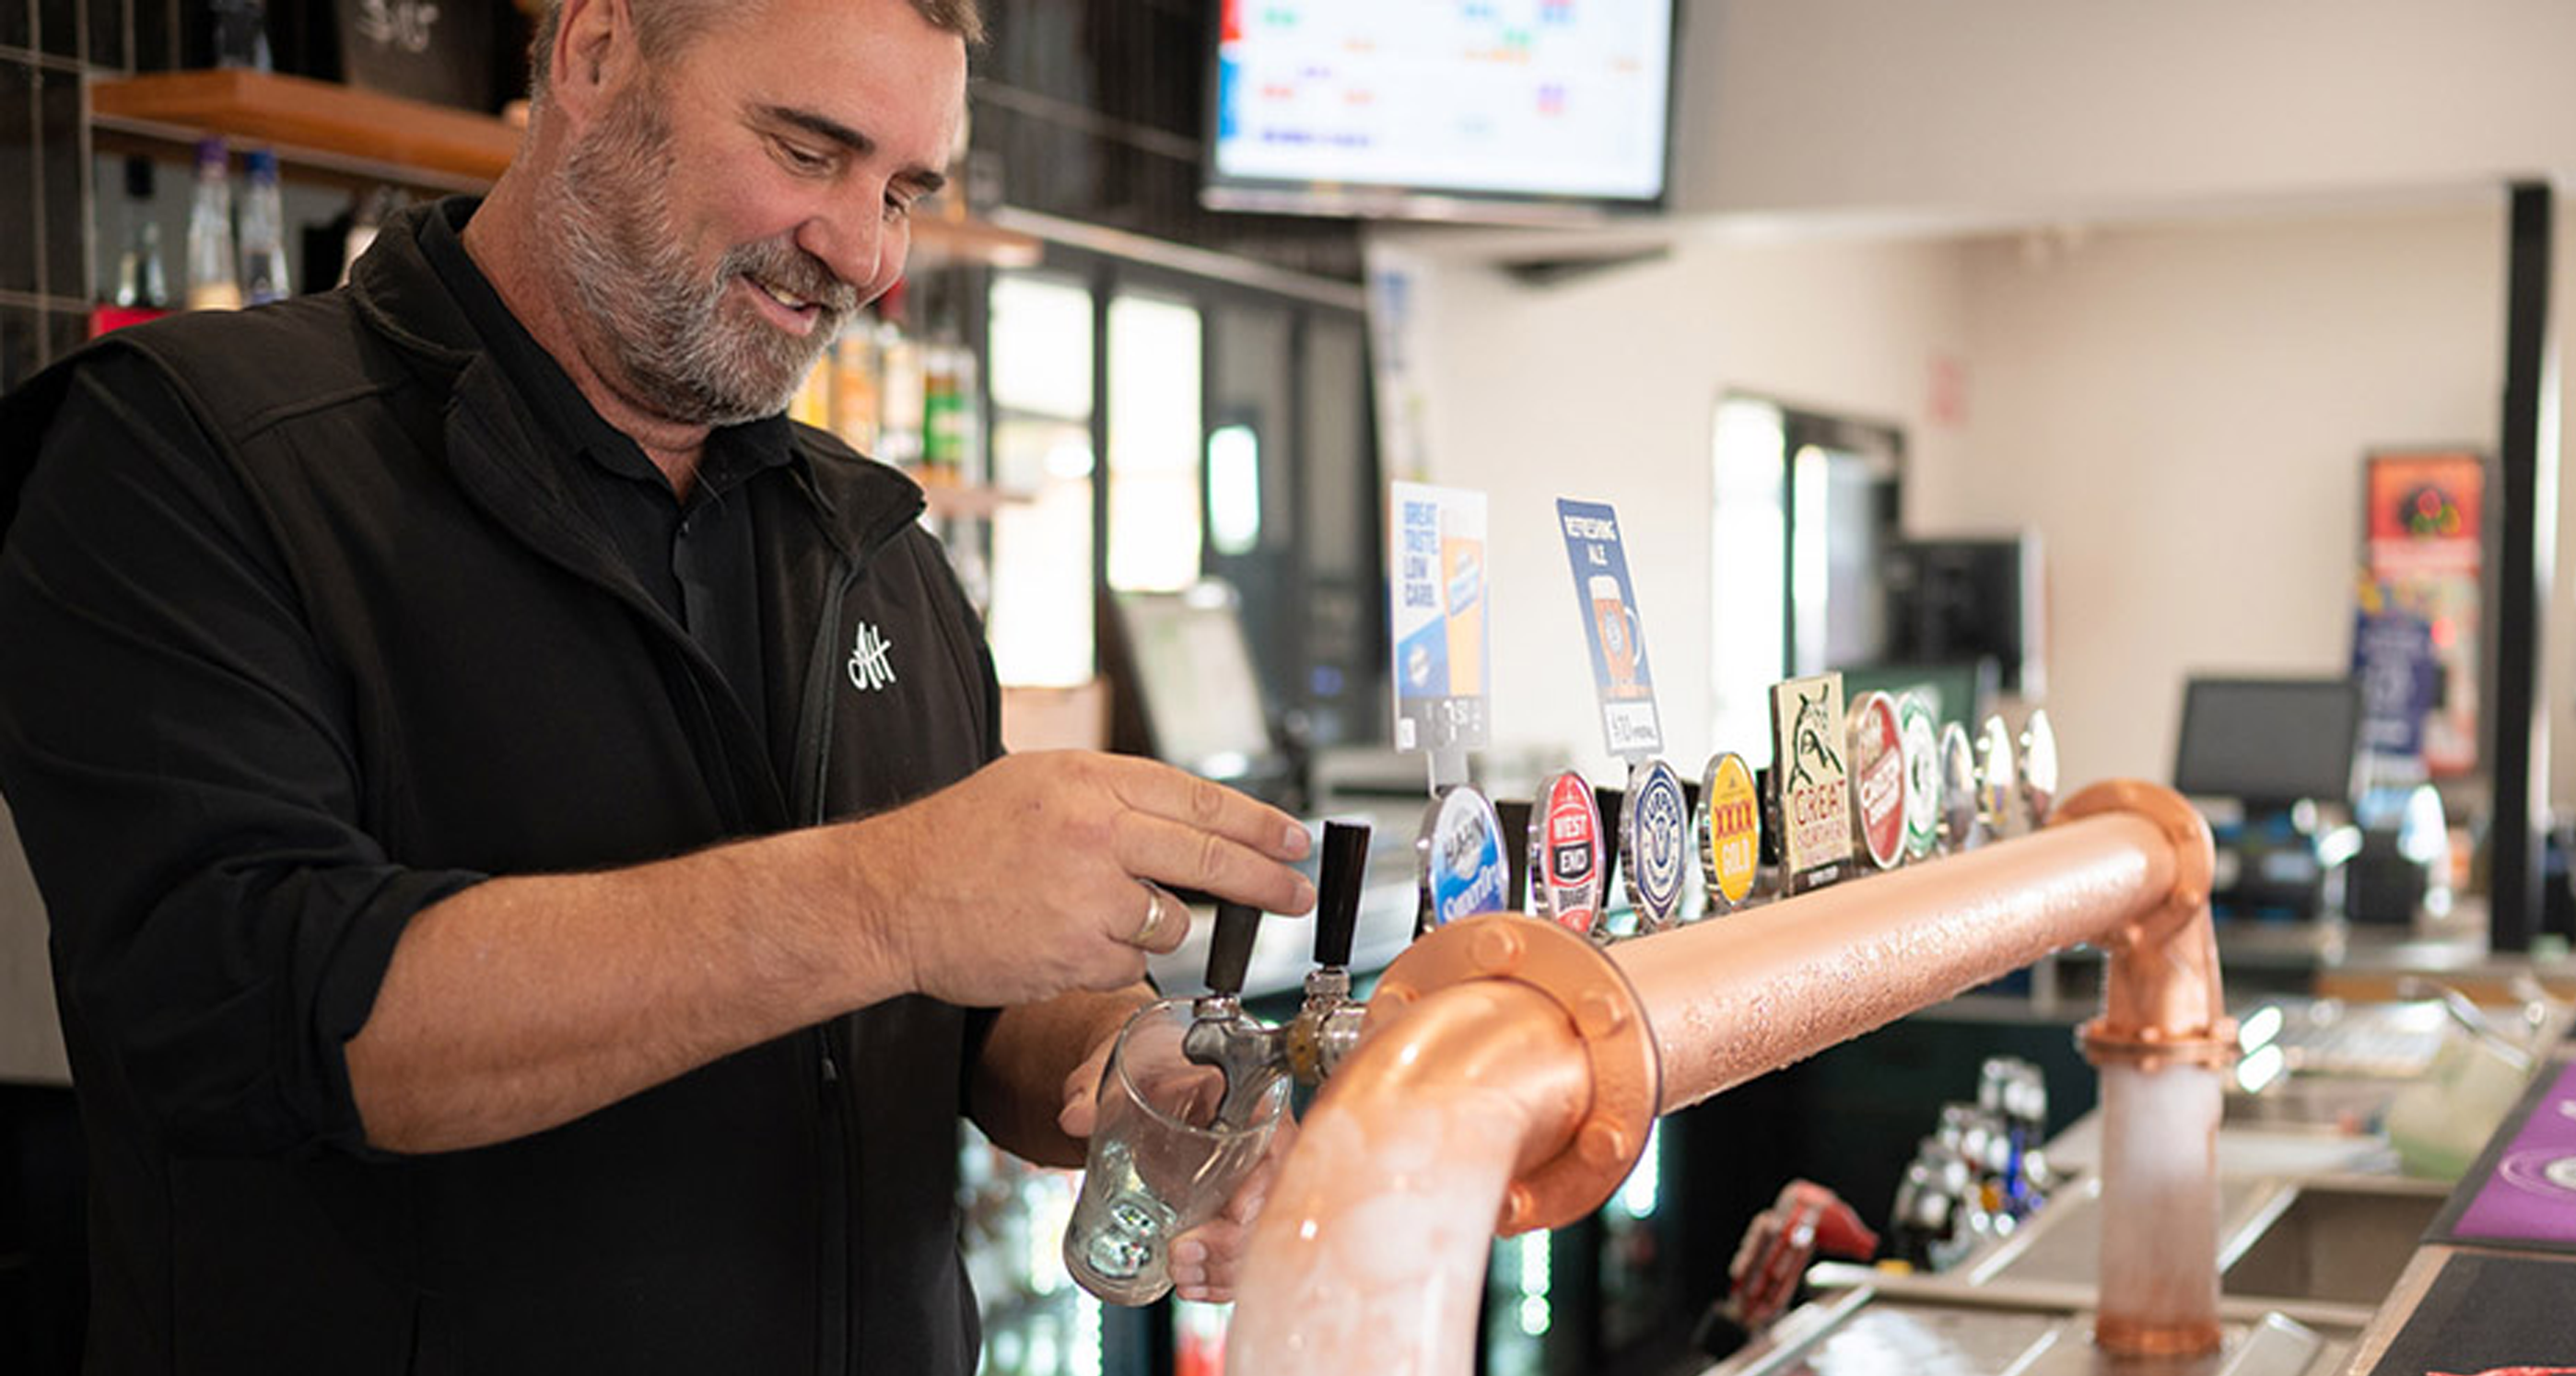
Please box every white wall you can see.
[1927,205,2509,787]
[1379,230,1972,787]
[1677,0,2576,221]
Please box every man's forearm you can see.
[345,826,902,1153]
[971,986,1157,1169]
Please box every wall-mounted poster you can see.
[2363,450,2482,776]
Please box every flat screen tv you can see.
[1204,0,1680,221]
[2172,677,2364,809]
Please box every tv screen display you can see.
[2172,677,2364,806]
[1205,0,1680,219]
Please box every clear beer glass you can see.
[1062,999,1290,1305]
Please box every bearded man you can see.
[0,2,1310,1371]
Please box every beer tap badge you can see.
[1698,752,1762,912]
[1388,483,1491,756]
[1899,692,1943,861]
[1770,673,1854,892]
[2018,708,2059,828]
[1976,716,2020,838]
[1938,721,1980,854]
[1847,692,1907,872]
[1531,770,1604,937]
[1553,499,1663,758]
[1417,786,1509,932]
[1622,758,1689,932]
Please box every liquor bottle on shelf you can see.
[183,138,241,312]
[874,286,926,472]
[921,320,980,487]
[92,157,173,336]
[238,149,291,306]
[829,319,884,456]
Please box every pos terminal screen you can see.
[2172,676,2363,806]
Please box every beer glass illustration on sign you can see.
[1590,572,1644,697]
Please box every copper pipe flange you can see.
[2095,1313,2223,1358]
[2078,1020,2240,1072]
[1368,914,1661,1233]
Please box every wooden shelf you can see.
[88,68,1046,264]
[922,482,1029,521]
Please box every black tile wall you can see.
[0,305,39,393]
[133,0,174,71]
[37,64,80,300]
[88,0,126,71]
[36,0,76,61]
[44,303,85,364]
[0,58,35,297]
[1,0,29,53]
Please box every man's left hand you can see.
[1056,1033,1295,1305]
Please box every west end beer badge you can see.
[1417,785,1509,934]
[1938,721,1981,853]
[1976,716,2020,838]
[2018,708,2060,828]
[1770,673,1853,893]
[1531,770,1605,937]
[1697,752,1762,913]
[1898,692,1943,861]
[1622,759,1690,933]
[1846,692,1907,872]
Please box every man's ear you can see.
[546,0,641,123]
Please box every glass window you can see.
[1106,292,1204,593]
[987,272,1097,687]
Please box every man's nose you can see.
[799,199,896,301]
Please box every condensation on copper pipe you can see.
[1232,782,2228,1371]
[1610,810,2184,1113]
[1229,979,1590,1376]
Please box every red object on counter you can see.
[88,304,172,336]
[1722,1180,1879,1332]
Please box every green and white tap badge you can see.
[1553,498,1662,758]
[1898,692,1943,861]
[1388,483,1491,755]
[1697,752,1762,912]
[1417,785,1510,933]
[1770,672,1854,892]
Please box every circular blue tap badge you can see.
[1417,786,1509,931]
[1622,758,1689,933]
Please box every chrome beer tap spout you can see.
[1286,821,1372,1088]
[1182,902,1288,1130]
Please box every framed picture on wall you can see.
[2361,449,2483,777]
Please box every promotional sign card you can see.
[1389,483,1492,759]
[1554,499,1663,758]
[1771,673,1853,892]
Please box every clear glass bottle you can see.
[183,138,241,311]
[112,157,170,310]
[238,148,290,306]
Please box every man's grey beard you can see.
[540,85,861,428]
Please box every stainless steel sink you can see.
[2219,1182,2447,1306]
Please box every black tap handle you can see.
[1315,820,1370,968]
[1206,902,1263,997]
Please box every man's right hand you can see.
[845,752,1316,1008]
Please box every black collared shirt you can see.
[417,199,791,725]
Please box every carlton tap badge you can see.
[1697,752,1762,912]
[1770,673,1853,893]
[1417,785,1509,935]
[1847,692,1907,872]
[1622,758,1689,933]
[1530,770,1605,937]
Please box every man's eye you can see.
[777,140,830,173]
[883,194,914,222]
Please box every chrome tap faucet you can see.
[1285,821,1372,1088]
[1182,902,1288,1130]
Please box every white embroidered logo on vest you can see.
[847,621,896,693]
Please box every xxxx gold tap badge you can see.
[1697,752,1761,911]
[1770,673,1852,893]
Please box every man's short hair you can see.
[526,0,985,103]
